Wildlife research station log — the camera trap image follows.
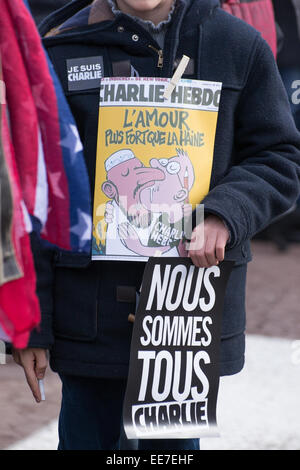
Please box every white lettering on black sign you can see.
[67,56,104,91]
[123,257,234,440]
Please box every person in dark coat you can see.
[13,0,300,450]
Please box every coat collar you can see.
[41,0,220,37]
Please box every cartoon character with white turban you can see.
[118,148,195,257]
[100,148,195,258]
[100,149,164,257]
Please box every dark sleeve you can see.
[201,38,300,249]
[27,231,56,350]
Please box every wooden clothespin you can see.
[163,55,190,101]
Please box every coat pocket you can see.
[53,251,99,341]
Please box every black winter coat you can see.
[28,0,300,378]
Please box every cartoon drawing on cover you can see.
[100,149,164,256]
[102,148,195,257]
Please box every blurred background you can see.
[1,0,300,451]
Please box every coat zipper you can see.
[148,45,164,68]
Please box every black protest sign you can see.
[123,257,234,440]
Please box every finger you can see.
[189,229,209,267]
[204,233,218,266]
[216,235,226,262]
[22,356,41,402]
[189,228,205,252]
[25,369,41,403]
[12,349,21,366]
[189,248,210,268]
[34,351,48,380]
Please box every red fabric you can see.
[0,5,39,216]
[221,0,277,58]
[0,0,71,250]
[0,0,90,347]
[0,102,40,349]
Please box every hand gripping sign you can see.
[123,257,234,439]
